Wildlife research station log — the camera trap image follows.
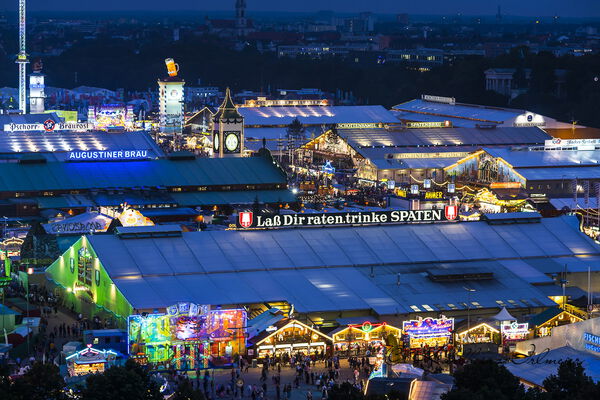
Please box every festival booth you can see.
[251,319,333,358]
[456,308,530,349]
[66,344,117,377]
[528,306,585,338]
[332,321,401,356]
[128,303,247,370]
[402,316,454,349]
[455,322,500,345]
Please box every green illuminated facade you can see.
[45,236,132,324]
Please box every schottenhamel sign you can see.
[236,206,458,229]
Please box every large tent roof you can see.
[338,126,549,148]
[0,155,287,192]
[0,131,163,159]
[239,105,399,126]
[484,147,600,168]
[84,216,599,314]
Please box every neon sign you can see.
[68,150,149,161]
[424,191,443,199]
[236,208,459,229]
[501,321,529,341]
[406,121,452,129]
[3,122,92,132]
[403,317,454,340]
[584,332,600,353]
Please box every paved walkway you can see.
[181,360,365,400]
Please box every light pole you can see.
[26,267,33,356]
[463,287,476,342]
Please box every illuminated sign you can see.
[545,138,600,149]
[403,317,454,348]
[406,121,452,129]
[45,220,110,234]
[235,207,459,229]
[421,94,456,104]
[424,179,431,189]
[448,183,455,193]
[321,160,336,174]
[68,150,149,161]
[3,122,92,132]
[395,189,408,197]
[361,321,373,333]
[411,184,419,195]
[336,123,380,129]
[392,152,468,159]
[501,321,529,341]
[88,104,135,130]
[584,332,600,353]
[489,182,521,189]
[424,191,443,199]
[514,112,545,127]
[43,212,112,234]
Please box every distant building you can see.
[71,86,117,101]
[386,48,444,71]
[29,59,46,114]
[484,68,517,96]
[392,95,575,131]
[485,68,567,99]
[205,0,254,38]
[396,13,409,25]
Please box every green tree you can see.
[9,362,67,400]
[82,359,162,400]
[172,379,206,400]
[442,360,528,400]
[541,359,600,400]
[20,221,60,266]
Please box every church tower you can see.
[213,88,244,158]
[235,0,247,37]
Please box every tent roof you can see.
[491,307,517,321]
[57,215,600,315]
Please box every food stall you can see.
[252,319,333,358]
[501,321,529,344]
[332,321,401,355]
[456,322,500,345]
[528,306,584,338]
[66,344,117,376]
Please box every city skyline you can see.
[7,0,599,18]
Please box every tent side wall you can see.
[45,236,133,323]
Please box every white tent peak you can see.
[492,307,517,321]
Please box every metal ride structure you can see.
[16,0,29,114]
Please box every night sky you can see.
[16,0,600,17]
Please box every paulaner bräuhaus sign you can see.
[237,206,458,229]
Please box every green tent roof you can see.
[0,156,286,192]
